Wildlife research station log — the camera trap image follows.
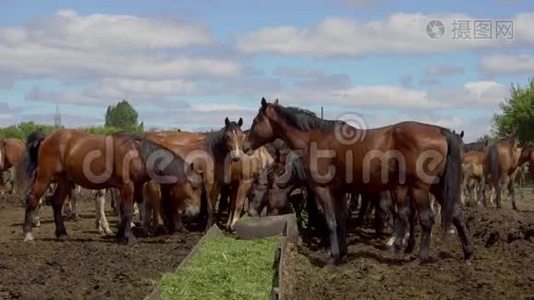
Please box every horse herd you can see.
[0,98,532,266]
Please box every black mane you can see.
[274,105,342,132]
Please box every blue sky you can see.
[0,0,533,141]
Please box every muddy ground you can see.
[0,193,201,299]
[294,195,534,299]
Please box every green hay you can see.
[159,236,279,300]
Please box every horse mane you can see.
[464,141,486,152]
[274,105,342,132]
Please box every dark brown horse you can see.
[0,138,25,193]
[483,136,521,209]
[243,98,473,265]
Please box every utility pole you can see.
[54,105,62,128]
[321,106,324,119]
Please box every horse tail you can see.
[24,131,46,180]
[439,129,463,230]
[486,144,500,190]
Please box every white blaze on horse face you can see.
[231,130,241,160]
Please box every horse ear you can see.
[273,99,279,106]
[261,97,267,108]
[238,118,243,127]
[225,117,230,127]
[460,130,464,138]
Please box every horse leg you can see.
[495,176,503,209]
[391,187,409,252]
[70,186,80,221]
[23,178,50,241]
[409,188,434,263]
[205,184,218,230]
[217,185,230,222]
[226,183,238,229]
[314,185,341,265]
[508,176,517,210]
[476,176,485,207]
[117,183,135,245]
[356,193,369,226]
[404,193,416,254]
[51,180,72,240]
[95,190,112,235]
[451,201,474,260]
[334,189,348,258]
[229,180,252,230]
[142,185,153,235]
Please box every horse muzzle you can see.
[184,205,200,218]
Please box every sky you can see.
[0,0,533,141]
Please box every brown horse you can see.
[22,129,148,243]
[144,118,272,230]
[243,98,472,265]
[22,129,202,243]
[483,136,521,210]
[223,118,273,229]
[0,138,25,193]
[461,151,486,206]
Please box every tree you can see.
[104,100,140,130]
[493,79,534,143]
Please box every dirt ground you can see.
[0,193,201,299]
[294,194,534,299]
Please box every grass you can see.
[159,235,279,300]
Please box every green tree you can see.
[493,79,534,143]
[104,100,140,130]
[0,122,55,140]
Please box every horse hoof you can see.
[326,255,340,266]
[410,255,436,265]
[404,245,415,254]
[56,234,69,241]
[32,221,41,228]
[23,232,34,241]
[118,236,136,245]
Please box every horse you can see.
[144,118,272,231]
[464,140,488,153]
[139,138,205,233]
[483,136,521,210]
[461,151,486,206]
[22,129,203,243]
[243,98,473,265]
[0,138,25,194]
[223,118,273,229]
[248,149,301,217]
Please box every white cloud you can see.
[331,85,440,108]
[481,54,534,75]
[237,13,530,57]
[0,10,241,81]
[18,9,213,51]
[428,80,509,107]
